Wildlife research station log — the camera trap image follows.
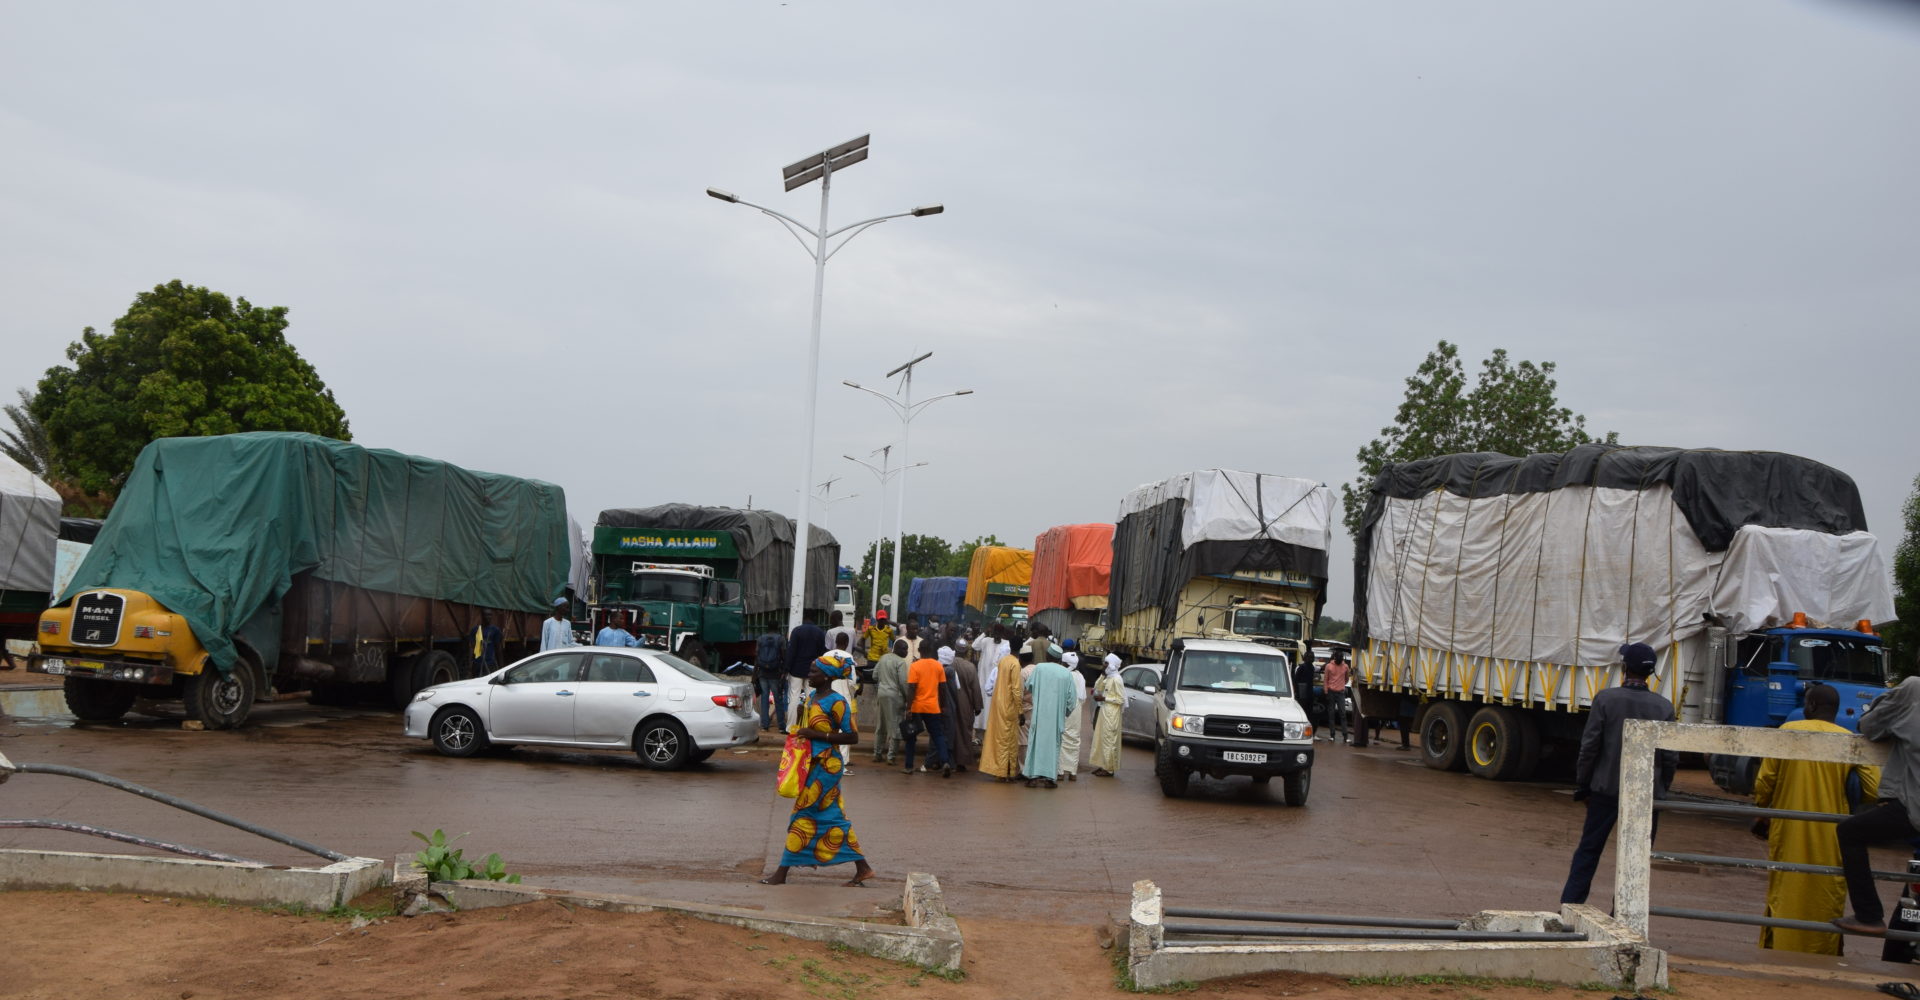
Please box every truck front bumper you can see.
[1166,735,1314,776]
[28,653,177,685]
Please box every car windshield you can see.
[1789,636,1887,686]
[632,574,705,602]
[654,651,727,684]
[1178,650,1290,695]
[1232,608,1302,640]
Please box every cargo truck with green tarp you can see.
[590,505,840,670]
[28,432,576,729]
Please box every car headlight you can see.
[411,689,440,704]
[1284,722,1309,740]
[1169,714,1205,733]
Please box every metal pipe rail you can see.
[1650,905,1920,943]
[1653,799,1848,823]
[1654,850,1910,883]
[0,819,264,865]
[0,753,349,862]
[1163,906,1462,930]
[1164,923,1587,943]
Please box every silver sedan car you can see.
[1118,663,1165,744]
[404,645,758,770]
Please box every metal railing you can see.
[1158,905,1587,945]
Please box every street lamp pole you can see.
[845,446,926,621]
[843,358,973,618]
[707,135,944,636]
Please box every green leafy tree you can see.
[855,533,955,618]
[1341,341,1614,541]
[2,388,52,477]
[32,281,350,497]
[1315,617,1352,643]
[1886,473,1920,680]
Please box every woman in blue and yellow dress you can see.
[760,652,875,887]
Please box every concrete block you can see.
[433,879,965,971]
[903,871,960,939]
[0,849,387,911]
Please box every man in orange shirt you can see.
[903,651,951,776]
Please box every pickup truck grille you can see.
[71,592,126,647]
[1202,716,1290,741]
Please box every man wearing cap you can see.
[540,598,576,651]
[864,611,895,666]
[1559,642,1678,906]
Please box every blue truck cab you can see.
[1710,623,1889,792]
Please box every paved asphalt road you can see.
[1,695,1913,975]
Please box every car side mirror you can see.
[1142,684,1156,695]
[490,675,506,685]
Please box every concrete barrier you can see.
[0,684,71,720]
[1127,881,1666,991]
[0,848,387,911]
[419,868,963,971]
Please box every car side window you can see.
[585,653,655,684]
[1122,667,1146,690]
[503,653,581,685]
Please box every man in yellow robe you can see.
[1754,683,1881,954]
[979,631,1026,781]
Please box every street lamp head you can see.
[955,389,975,396]
[911,204,945,217]
[842,380,862,389]
[706,187,739,203]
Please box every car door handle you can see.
[633,691,651,697]
[556,690,575,697]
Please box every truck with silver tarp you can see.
[1106,470,1334,667]
[1352,444,1894,785]
[28,432,578,729]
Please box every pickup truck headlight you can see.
[1284,722,1310,740]
[1169,713,1205,733]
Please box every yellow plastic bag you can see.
[776,733,810,798]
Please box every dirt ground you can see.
[2,889,1907,1000]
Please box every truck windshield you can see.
[1232,609,1302,640]
[1789,636,1887,687]
[632,575,705,603]
[1178,651,1292,696]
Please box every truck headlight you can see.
[1170,714,1205,733]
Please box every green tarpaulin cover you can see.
[59,433,571,670]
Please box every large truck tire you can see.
[414,650,459,692]
[387,654,421,709]
[1419,701,1469,772]
[64,676,136,722]
[1154,739,1190,798]
[676,638,708,670]
[185,664,258,729]
[1465,705,1540,781]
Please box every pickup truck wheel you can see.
[1153,739,1189,798]
[1419,701,1469,772]
[1283,768,1311,806]
[430,706,489,757]
[185,664,257,730]
[636,718,691,770]
[64,676,136,722]
[1465,705,1540,781]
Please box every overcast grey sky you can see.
[4,1,1916,618]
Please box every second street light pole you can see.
[707,135,943,635]
[845,445,926,621]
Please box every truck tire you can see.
[635,717,691,770]
[430,706,489,758]
[1154,739,1189,798]
[676,638,708,670]
[64,676,136,722]
[387,654,421,709]
[1465,705,1540,781]
[1283,768,1311,807]
[185,664,258,729]
[414,650,459,692]
[1419,701,1469,772]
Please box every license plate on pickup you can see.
[1222,750,1267,764]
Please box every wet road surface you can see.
[2,696,1913,975]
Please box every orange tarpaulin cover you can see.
[963,545,1033,610]
[1028,523,1114,613]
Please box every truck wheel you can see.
[414,650,459,692]
[185,665,258,730]
[1154,739,1189,798]
[1465,705,1540,781]
[635,718,691,770]
[63,676,136,722]
[387,654,420,709]
[676,639,708,670]
[430,706,489,758]
[1283,768,1311,807]
[1419,701,1469,772]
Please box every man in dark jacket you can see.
[784,619,828,728]
[754,631,787,730]
[1560,642,1678,905]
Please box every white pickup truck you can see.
[1152,638,1315,805]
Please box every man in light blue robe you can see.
[595,611,641,647]
[1022,647,1078,788]
[540,598,577,651]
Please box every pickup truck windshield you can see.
[1231,608,1302,640]
[1178,650,1292,696]
[633,574,705,603]
[1789,636,1887,687]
